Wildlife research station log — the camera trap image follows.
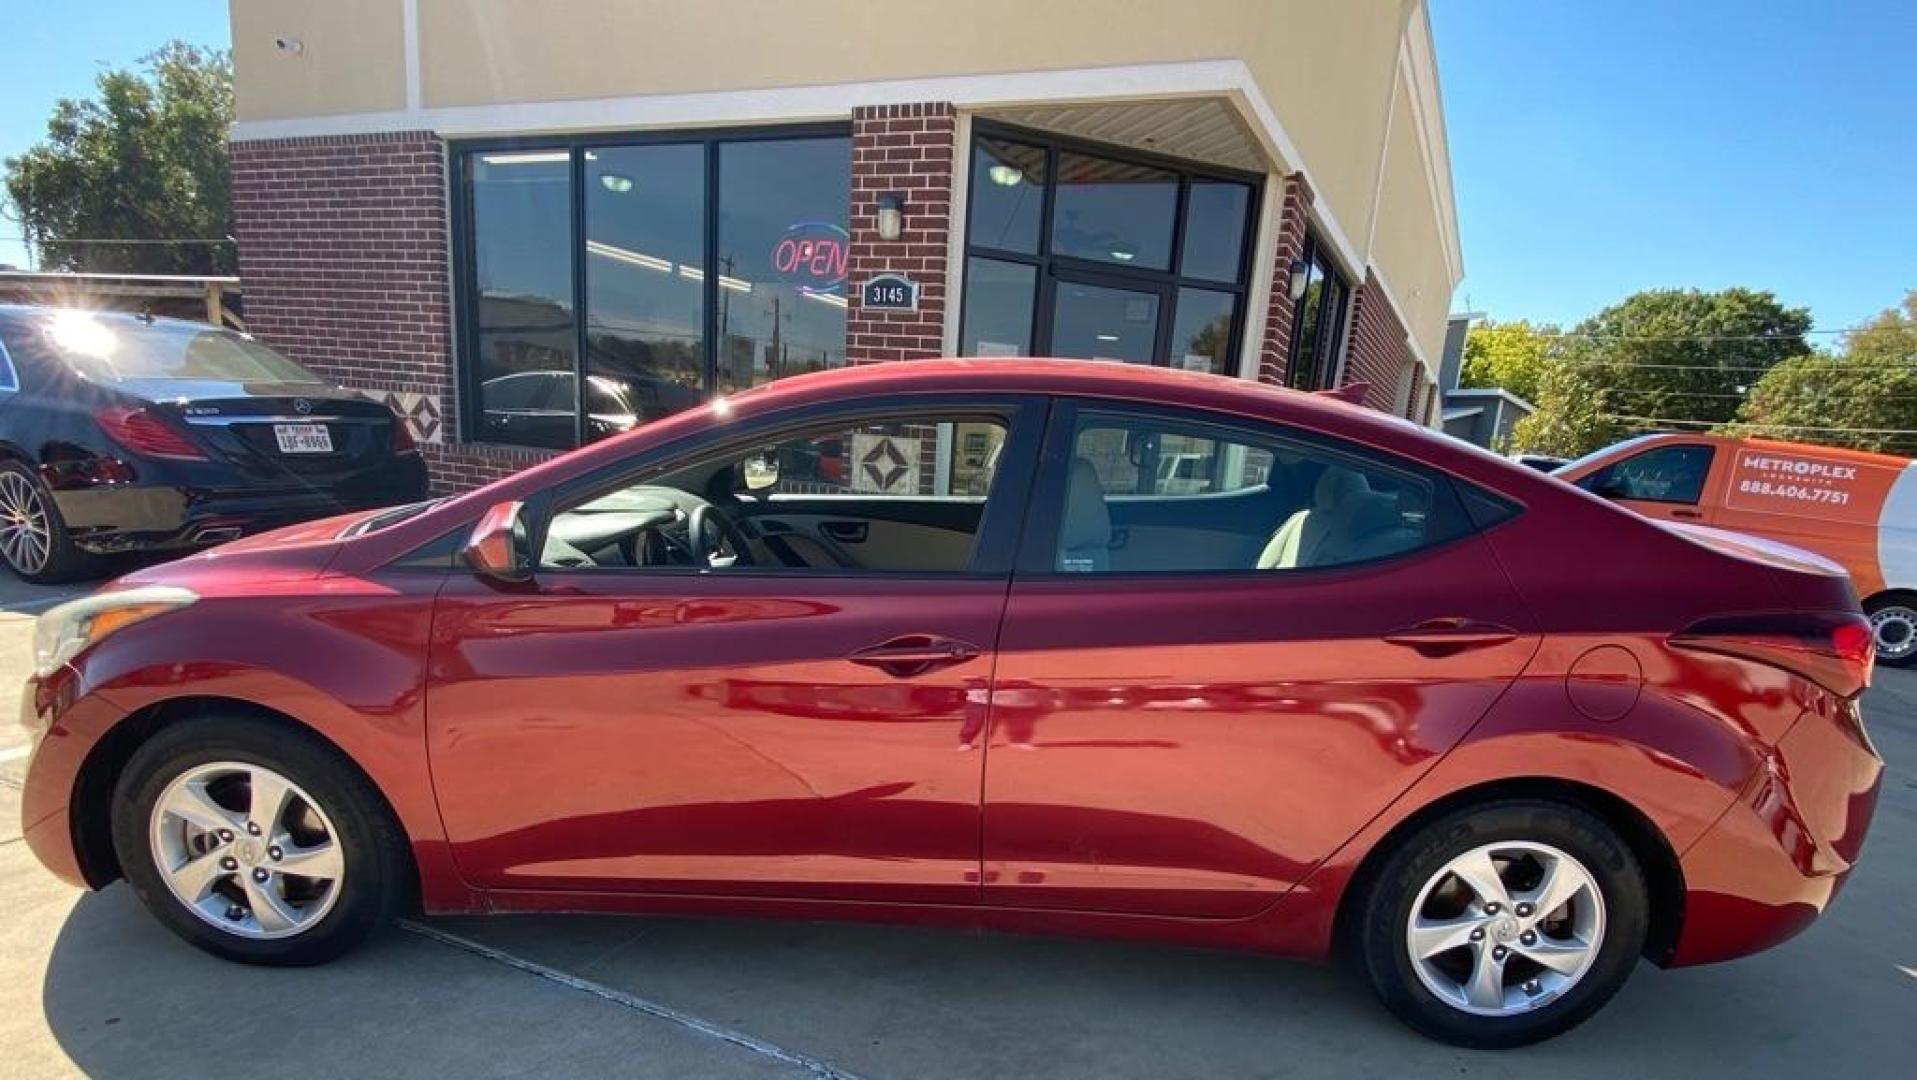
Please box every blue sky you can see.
[0,0,229,269]
[1,1,1909,337]
[1432,0,1915,336]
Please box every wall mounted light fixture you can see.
[1288,259,1312,302]
[876,192,905,242]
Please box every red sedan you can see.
[19,360,1881,1047]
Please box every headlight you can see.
[32,586,198,678]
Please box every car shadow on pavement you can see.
[40,879,1908,1080]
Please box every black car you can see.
[0,305,429,582]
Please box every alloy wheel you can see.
[0,471,51,575]
[148,761,346,939]
[1405,841,1606,1016]
[1868,605,1917,662]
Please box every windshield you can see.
[42,311,322,384]
[1550,434,1661,476]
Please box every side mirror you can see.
[461,500,532,582]
[740,450,780,491]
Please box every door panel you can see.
[428,573,1002,903]
[984,539,1539,918]
[737,497,987,573]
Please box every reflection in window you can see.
[1050,281,1159,363]
[584,143,707,441]
[716,138,853,395]
[1169,288,1237,375]
[1286,231,1351,390]
[1062,412,1441,574]
[959,258,1037,356]
[1180,180,1252,282]
[968,139,1046,254]
[1051,152,1177,270]
[470,150,577,449]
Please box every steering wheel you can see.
[687,501,757,568]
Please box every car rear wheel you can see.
[110,716,408,965]
[1865,594,1917,667]
[1353,800,1648,1048]
[0,462,100,584]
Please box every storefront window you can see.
[959,126,1258,374]
[716,138,852,395]
[1286,230,1352,390]
[469,151,578,450]
[456,129,851,448]
[584,144,705,442]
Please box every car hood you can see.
[111,510,380,591]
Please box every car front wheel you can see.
[1353,799,1649,1048]
[111,716,408,965]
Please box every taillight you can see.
[1671,611,1874,698]
[95,407,207,461]
[390,416,418,453]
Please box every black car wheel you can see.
[0,461,100,583]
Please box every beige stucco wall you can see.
[1371,69,1456,364]
[232,0,1458,371]
[230,0,408,118]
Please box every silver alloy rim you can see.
[1405,841,1605,1017]
[0,471,51,575]
[148,761,345,940]
[1869,606,1917,661]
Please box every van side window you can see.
[1579,445,1714,505]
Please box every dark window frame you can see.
[960,121,1263,373]
[449,122,854,449]
[1284,229,1354,391]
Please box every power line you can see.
[0,236,234,246]
[1601,414,1917,436]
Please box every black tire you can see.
[0,460,103,584]
[110,714,409,965]
[1864,593,1917,668]
[1353,799,1649,1048]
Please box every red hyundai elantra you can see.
[19,360,1882,1047]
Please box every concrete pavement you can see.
[2,568,1913,1078]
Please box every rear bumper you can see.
[1669,697,1882,966]
[50,454,429,554]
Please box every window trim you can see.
[960,121,1263,372]
[1284,228,1354,391]
[525,392,1052,580]
[449,122,854,450]
[1013,397,1478,580]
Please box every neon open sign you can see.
[772,221,849,293]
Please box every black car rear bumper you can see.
[49,453,430,554]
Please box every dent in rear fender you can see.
[1270,663,1764,957]
[62,582,480,912]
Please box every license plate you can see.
[273,423,333,454]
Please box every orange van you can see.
[1555,433,1917,665]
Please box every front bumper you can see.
[1669,696,1882,966]
[18,666,130,889]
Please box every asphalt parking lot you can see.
[2,569,1913,1079]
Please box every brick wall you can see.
[231,130,556,494]
[1340,270,1411,411]
[845,103,955,362]
[1255,173,1315,387]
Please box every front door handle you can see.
[1384,618,1520,656]
[1669,508,1703,520]
[848,635,982,678]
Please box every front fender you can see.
[62,582,479,912]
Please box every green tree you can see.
[3,42,234,274]
[1724,292,1917,454]
[1512,287,1811,456]
[1459,319,1554,404]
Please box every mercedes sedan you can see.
[18,360,1882,1047]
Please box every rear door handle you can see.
[1384,618,1520,655]
[848,635,982,678]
